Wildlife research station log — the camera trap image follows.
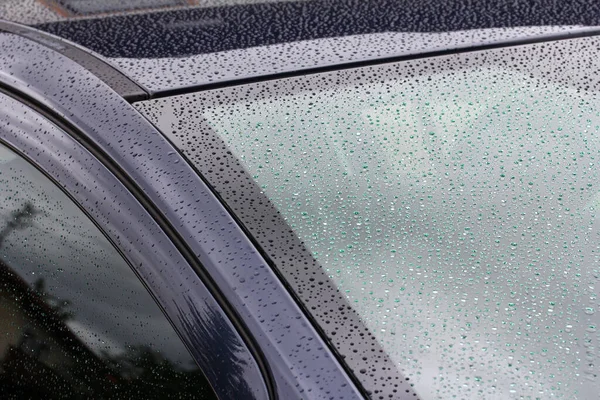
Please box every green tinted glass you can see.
[138,37,600,399]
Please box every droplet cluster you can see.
[137,36,600,399]
[16,0,600,92]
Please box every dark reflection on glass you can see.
[0,143,216,399]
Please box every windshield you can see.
[136,37,600,399]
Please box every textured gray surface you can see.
[0,0,63,25]
[116,26,600,93]
[29,0,600,93]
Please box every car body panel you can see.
[0,20,148,100]
[1,1,599,94]
[82,25,600,95]
[0,31,364,400]
[3,2,600,398]
[0,91,262,400]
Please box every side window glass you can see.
[0,142,216,399]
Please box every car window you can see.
[0,142,217,399]
[137,37,600,399]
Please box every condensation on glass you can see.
[136,37,600,399]
[0,143,216,399]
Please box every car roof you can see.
[2,0,600,95]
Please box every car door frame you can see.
[0,28,364,400]
[0,85,269,400]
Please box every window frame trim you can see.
[0,29,367,400]
[0,89,266,400]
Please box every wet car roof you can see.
[3,0,600,94]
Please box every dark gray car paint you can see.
[28,0,600,95]
[0,20,147,101]
[34,0,600,59]
[0,90,263,400]
[0,31,365,399]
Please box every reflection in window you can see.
[0,143,216,399]
[140,45,600,398]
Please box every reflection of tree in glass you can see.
[0,202,40,249]
[32,278,74,322]
[0,274,216,399]
[176,296,253,399]
[0,203,216,399]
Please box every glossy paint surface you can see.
[0,32,363,399]
[0,91,261,399]
[2,1,599,93]
[0,20,148,100]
